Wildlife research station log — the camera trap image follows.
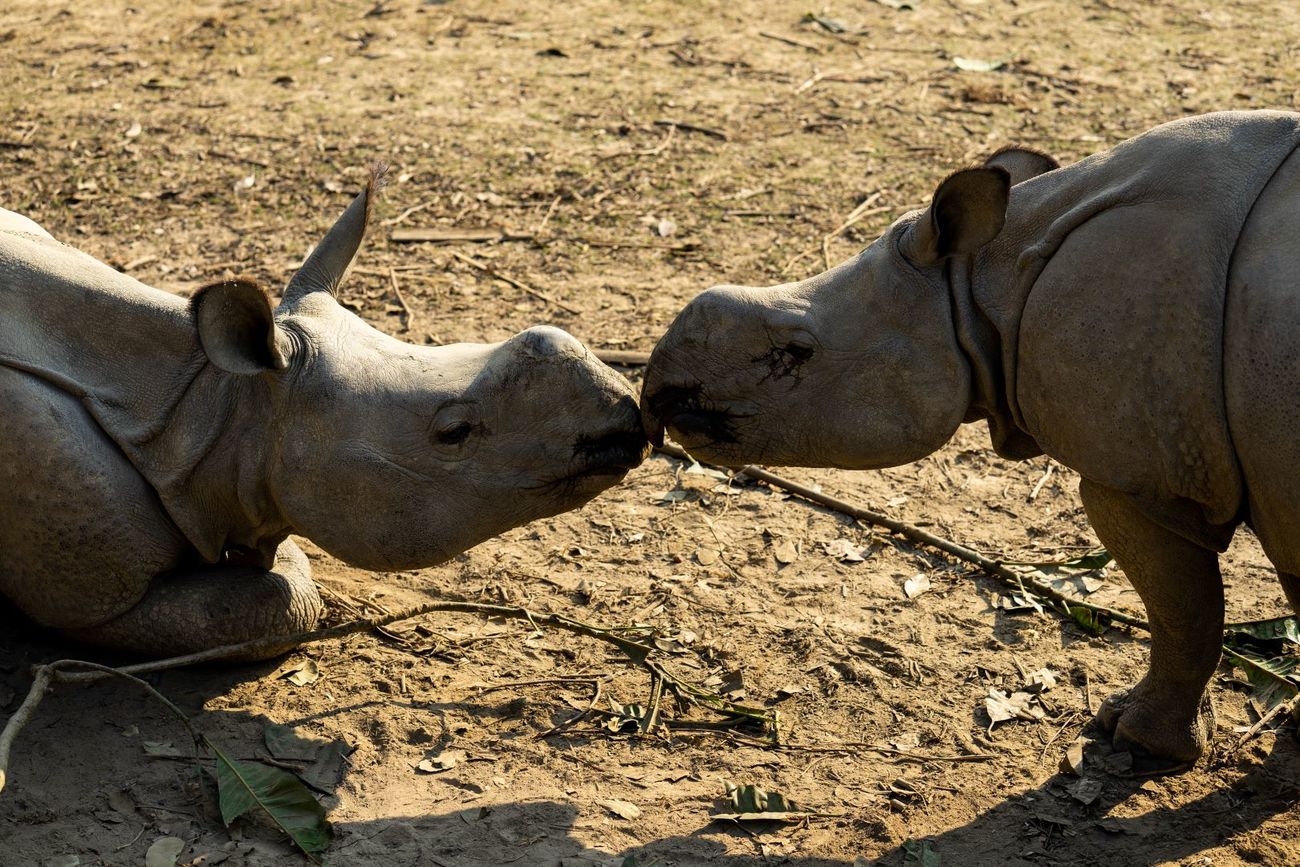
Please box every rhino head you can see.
[641,149,1056,469]
[192,168,648,570]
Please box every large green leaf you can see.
[1224,616,1300,648]
[1223,646,1300,710]
[206,735,332,861]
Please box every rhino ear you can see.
[281,162,388,308]
[904,167,1010,266]
[984,145,1058,186]
[192,279,292,375]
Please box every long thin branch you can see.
[0,660,197,794]
[655,443,1150,631]
[0,598,776,795]
[0,665,51,794]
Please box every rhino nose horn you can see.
[515,325,585,359]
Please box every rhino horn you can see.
[281,162,388,307]
[984,145,1059,186]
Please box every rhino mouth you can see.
[642,384,746,449]
[566,428,650,480]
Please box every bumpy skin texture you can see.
[0,179,647,659]
[642,110,1300,766]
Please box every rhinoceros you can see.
[642,110,1300,767]
[0,168,648,658]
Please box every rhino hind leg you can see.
[64,540,322,660]
[1080,479,1224,769]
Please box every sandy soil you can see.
[1,1,1298,865]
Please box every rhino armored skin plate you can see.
[643,110,1300,768]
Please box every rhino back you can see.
[979,111,1300,534]
[0,225,206,451]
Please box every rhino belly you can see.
[0,365,189,628]
[1224,145,1300,571]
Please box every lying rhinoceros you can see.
[642,110,1300,767]
[0,168,647,658]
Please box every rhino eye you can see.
[436,422,474,446]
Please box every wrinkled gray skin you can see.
[643,110,1300,768]
[0,170,647,658]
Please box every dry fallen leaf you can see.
[145,837,185,867]
[598,798,642,820]
[823,538,866,562]
[1060,737,1087,775]
[773,540,799,565]
[1071,778,1103,805]
[903,574,931,599]
[281,659,319,686]
[985,688,1045,729]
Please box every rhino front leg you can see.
[1079,479,1224,768]
[64,540,323,660]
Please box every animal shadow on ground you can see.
[868,734,1300,867]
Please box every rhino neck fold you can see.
[128,365,292,565]
[945,254,1043,460]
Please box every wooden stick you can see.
[388,266,412,331]
[1230,694,1300,753]
[450,251,582,315]
[593,349,651,366]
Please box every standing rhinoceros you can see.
[642,110,1300,767]
[0,168,648,658]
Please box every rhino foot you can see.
[1096,681,1215,771]
[65,540,322,660]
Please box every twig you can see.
[388,266,412,331]
[380,199,436,227]
[758,31,823,52]
[580,239,699,252]
[653,119,729,141]
[475,676,607,697]
[1038,711,1083,762]
[207,149,271,169]
[0,660,197,794]
[533,195,562,235]
[450,250,582,315]
[535,678,606,739]
[1029,463,1055,501]
[0,666,52,793]
[1230,694,1300,753]
[652,443,1150,632]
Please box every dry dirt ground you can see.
[2,1,1300,865]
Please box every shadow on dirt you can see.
[866,733,1300,867]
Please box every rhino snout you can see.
[511,325,587,360]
